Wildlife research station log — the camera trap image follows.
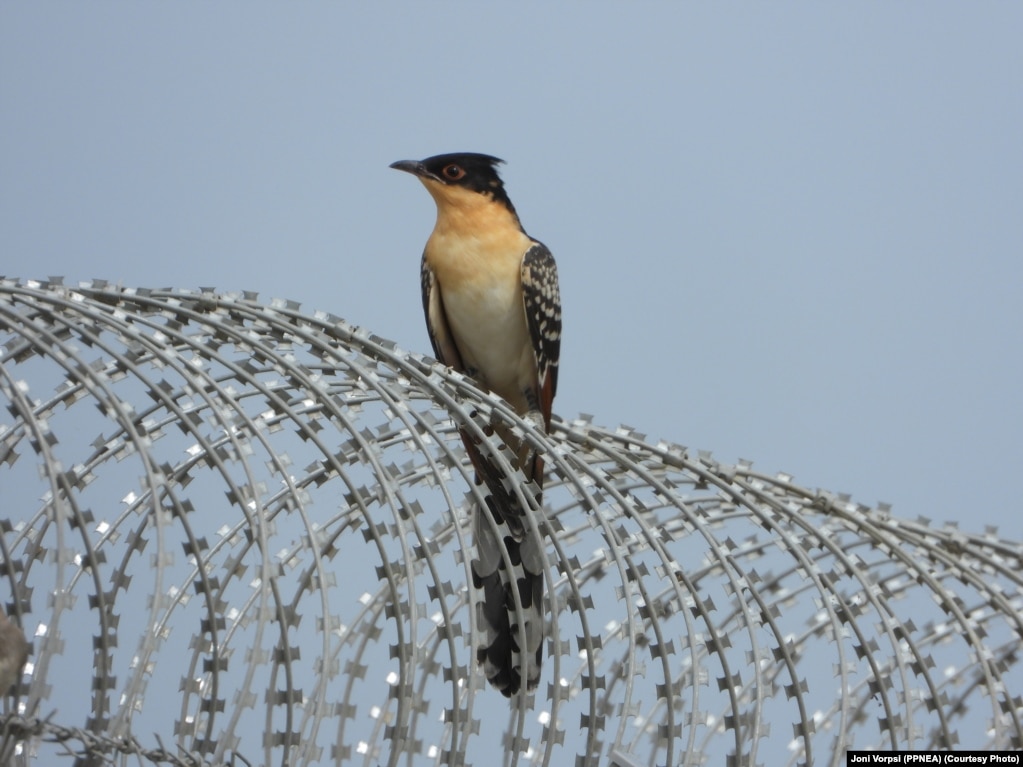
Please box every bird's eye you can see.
[442,164,466,180]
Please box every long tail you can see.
[459,428,545,697]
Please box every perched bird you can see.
[390,152,561,696]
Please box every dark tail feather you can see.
[471,506,544,697]
[460,428,546,696]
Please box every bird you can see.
[390,152,561,697]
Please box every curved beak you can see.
[389,159,429,178]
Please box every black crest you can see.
[420,152,516,212]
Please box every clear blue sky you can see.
[2,3,1021,534]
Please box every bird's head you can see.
[390,152,517,216]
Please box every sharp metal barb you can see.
[0,279,1019,766]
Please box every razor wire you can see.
[0,277,1020,767]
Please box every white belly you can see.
[442,276,532,406]
[424,210,537,412]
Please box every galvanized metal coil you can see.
[1,278,1020,766]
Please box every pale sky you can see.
[6,4,1020,534]
[3,4,1022,761]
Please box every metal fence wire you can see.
[0,278,1021,767]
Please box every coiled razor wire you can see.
[0,277,1020,767]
